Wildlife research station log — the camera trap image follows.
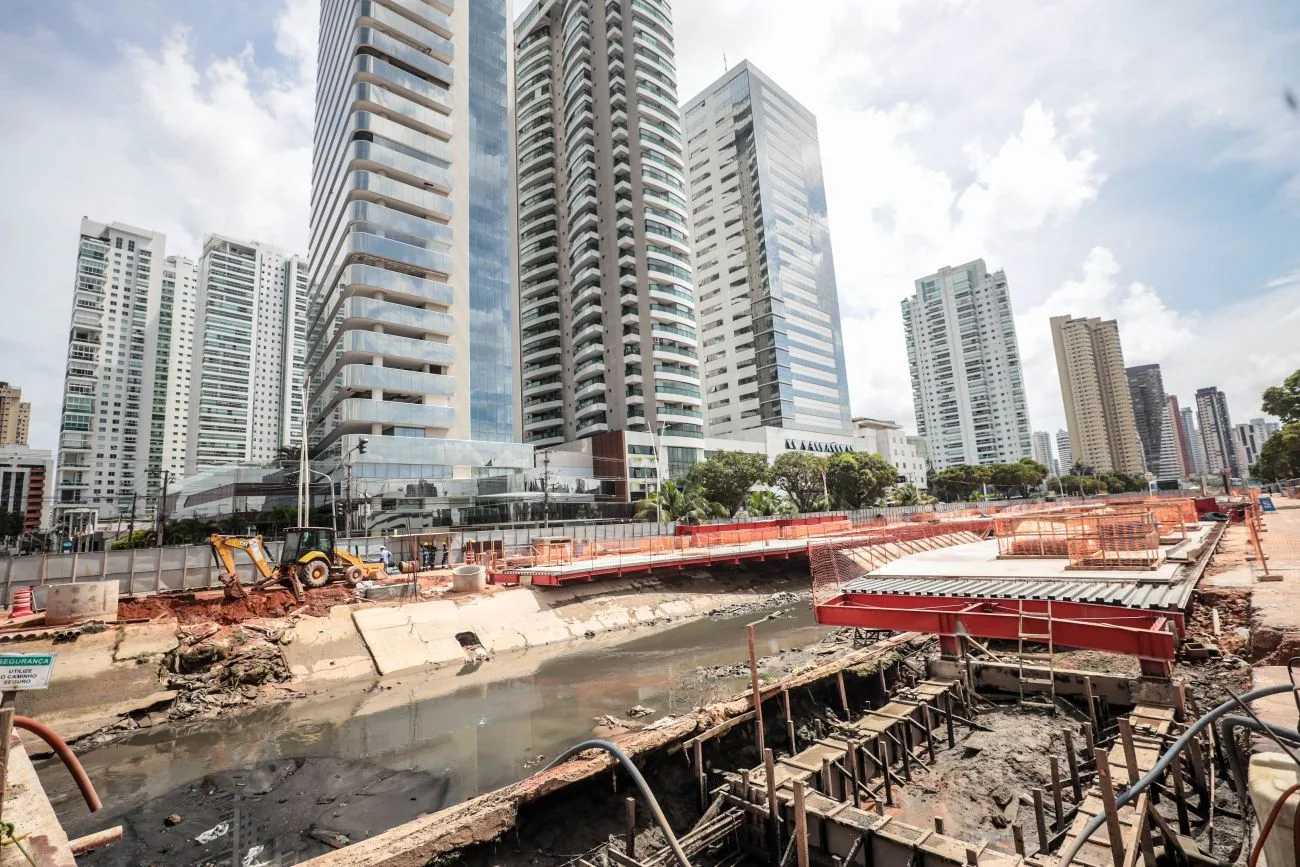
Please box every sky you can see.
[2,0,1298,461]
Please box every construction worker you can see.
[379,545,392,573]
[440,540,450,567]
[421,541,434,571]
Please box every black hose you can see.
[541,739,692,867]
[1058,683,1295,867]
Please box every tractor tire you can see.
[344,565,363,587]
[303,560,331,588]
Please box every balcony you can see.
[576,377,605,398]
[574,319,604,344]
[574,340,603,364]
[336,399,453,430]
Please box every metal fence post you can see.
[181,545,190,591]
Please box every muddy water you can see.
[45,603,829,842]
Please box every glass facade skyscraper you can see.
[683,61,852,436]
[307,0,528,498]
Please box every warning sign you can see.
[0,653,55,691]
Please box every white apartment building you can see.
[1235,417,1274,472]
[187,235,308,473]
[852,417,928,487]
[1032,430,1058,476]
[683,61,851,437]
[514,0,703,454]
[903,260,1032,469]
[54,219,167,533]
[1180,406,1209,476]
[1055,428,1072,472]
[150,255,198,483]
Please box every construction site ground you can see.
[11,496,1300,867]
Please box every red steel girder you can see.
[815,592,1177,664]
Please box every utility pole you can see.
[126,491,137,543]
[155,469,170,547]
[542,450,551,529]
[344,461,353,539]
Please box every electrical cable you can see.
[1057,682,1295,867]
[1248,783,1300,867]
[541,739,692,867]
[1220,715,1300,863]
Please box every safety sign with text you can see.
[0,653,55,691]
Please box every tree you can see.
[685,451,769,515]
[929,464,992,502]
[991,457,1048,497]
[1255,422,1300,481]
[887,483,935,506]
[770,452,828,512]
[1262,369,1300,424]
[737,490,797,517]
[825,452,898,510]
[634,481,726,524]
[0,510,24,538]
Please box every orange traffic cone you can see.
[8,586,35,619]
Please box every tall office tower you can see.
[1032,430,1055,473]
[902,260,1032,469]
[148,256,198,483]
[515,0,704,458]
[0,382,31,445]
[682,61,850,437]
[1195,386,1238,476]
[1265,420,1281,438]
[1180,405,1209,476]
[1166,395,1192,478]
[1125,363,1167,476]
[1050,315,1144,474]
[55,219,166,533]
[307,0,527,494]
[186,236,308,473]
[1056,428,1072,472]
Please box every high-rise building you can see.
[150,256,198,483]
[187,236,308,473]
[1158,402,1187,480]
[306,0,529,495]
[1050,315,1143,474]
[682,61,851,437]
[1166,395,1192,478]
[1125,363,1167,476]
[1236,417,1274,471]
[1195,386,1238,476]
[0,445,51,532]
[55,219,166,534]
[514,0,704,460]
[0,382,31,446]
[1265,420,1281,438]
[1180,405,1209,476]
[903,260,1031,469]
[1032,430,1056,475]
[1056,428,1072,472]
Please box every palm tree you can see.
[737,489,797,517]
[887,483,935,506]
[634,481,727,524]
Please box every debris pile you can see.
[163,623,293,721]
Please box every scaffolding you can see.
[1065,511,1162,570]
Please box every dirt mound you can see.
[119,585,351,625]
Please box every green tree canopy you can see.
[887,483,935,506]
[770,452,828,512]
[929,464,993,502]
[633,480,726,524]
[1262,369,1300,424]
[1255,422,1300,481]
[990,457,1048,497]
[737,489,797,517]
[685,450,770,515]
[825,452,898,510]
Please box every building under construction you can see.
[293,494,1293,867]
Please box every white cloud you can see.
[0,1,313,453]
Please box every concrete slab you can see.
[283,611,376,682]
[868,538,1184,581]
[114,621,179,661]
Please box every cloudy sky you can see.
[2,0,1298,458]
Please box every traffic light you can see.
[358,438,368,455]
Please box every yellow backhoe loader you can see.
[209,527,386,600]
